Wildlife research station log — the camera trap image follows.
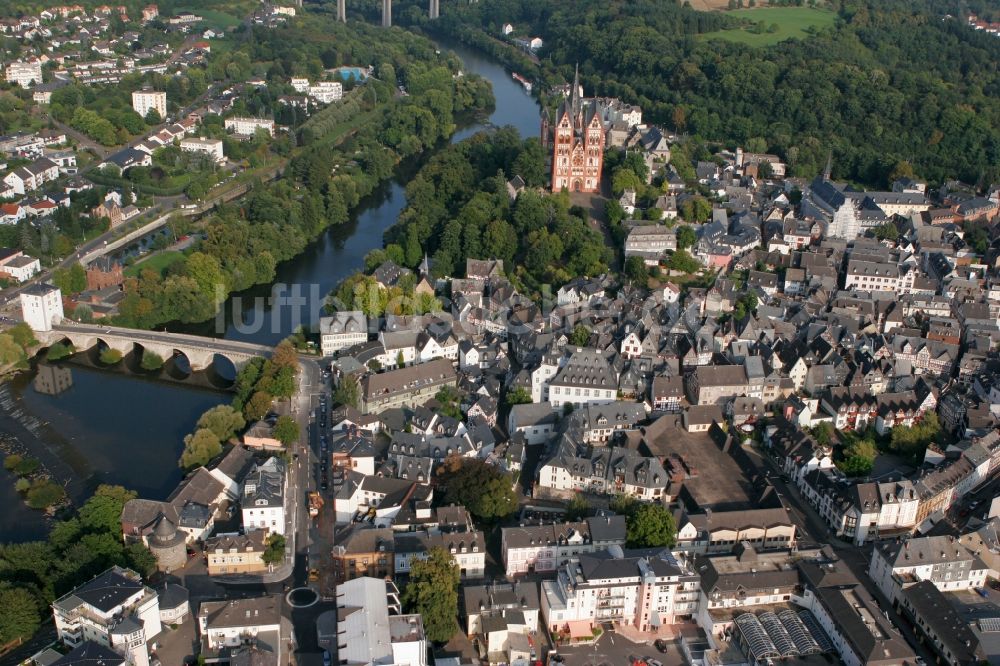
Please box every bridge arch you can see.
[91,337,134,364]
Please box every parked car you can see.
[653,639,669,653]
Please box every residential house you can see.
[204,532,269,576]
[320,311,368,357]
[359,358,456,414]
[331,526,395,584]
[241,457,286,536]
[198,595,285,663]
[869,536,991,605]
[500,515,626,576]
[52,567,161,666]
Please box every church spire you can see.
[571,63,581,118]
[419,253,430,276]
[823,151,833,180]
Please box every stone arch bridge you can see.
[38,323,272,373]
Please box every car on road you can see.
[323,651,331,666]
[653,639,668,653]
[320,479,327,490]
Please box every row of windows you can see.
[551,387,614,397]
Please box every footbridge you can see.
[38,322,272,372]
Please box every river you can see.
[175,40,541,346]
[0,40,539,544]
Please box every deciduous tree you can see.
[180,428,222,470]
[437,456,517,521]
[624,503,677,548]
[272,416,300,446]
[0,585,40,644]
[402,546,460,643]
[333,376,360,410]
[197,405,246,442]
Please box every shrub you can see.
[26,480,66,510]
[140,351,164,371]
[99,348,123,365]
[46,342,75,361]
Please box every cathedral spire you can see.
[823,151,833,180]
[571,63,581,118]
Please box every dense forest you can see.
[409,0,1000,186]
[375,127,612,293]
[114,15,493,329]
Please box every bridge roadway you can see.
[44,322,273,371]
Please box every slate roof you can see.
[53,566,144,614]
[198,594,281,630]
[50,641,126,666]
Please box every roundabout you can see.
[286,587,319,608]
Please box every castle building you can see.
[542,66,605,193]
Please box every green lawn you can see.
[177,7,243,30]
[125,251,185,277]
[699,7,837,46]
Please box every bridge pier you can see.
[337,0,346,22]
[185,349,215,373]
[381,0,391,27]
[429,0,439,19]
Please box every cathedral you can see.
[542,66,605,193]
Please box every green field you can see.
[700,7,837,46]
[177,6,244,30]
[125,250,184,277]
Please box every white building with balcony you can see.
[5,59,43,87]
[131,90,166,119]
[52,567,161,666]
[541,547,700,637]
[179,137,224,163]
[225,117,275,137]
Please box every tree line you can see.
[431,0,1000,186]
